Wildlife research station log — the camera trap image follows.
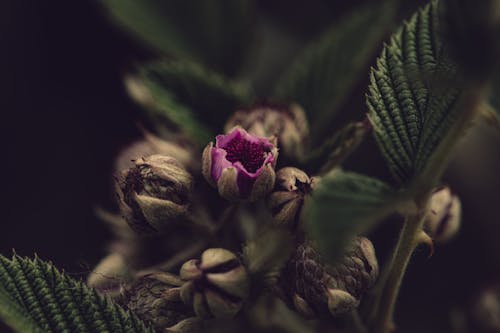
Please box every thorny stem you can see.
[372,207,428,333]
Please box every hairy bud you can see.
[276,237,378,317]
[123,272,197,331]
[425,186,462,243]
[117,155,193,234]
[225,104,309,161]
[179,248,250,318]
[202,127,278,202]
[269,167,314,229]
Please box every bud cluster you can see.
[90,103,392,330]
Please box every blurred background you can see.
[1,0,499,332]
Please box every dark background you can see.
[1,1,500,332]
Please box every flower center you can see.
[224,135,268,173]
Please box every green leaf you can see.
[0,287,43,333]
[305,170,401,263]
[274,2,395,140]
[304,120,371,174]
[100,0,254,76]
[0,254,153,333]
[366,0,463,185]
[128,59,252,144]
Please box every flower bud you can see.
[179,248,250,318]
[275,237,378,317]
[424,186,462,243]
[117,155,193,234]
[225,104,309,161]
[202,126,278,202]
[123,272,196,331]
[269,167,314,229]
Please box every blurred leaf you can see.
[366,0,463,185]
[304,120,371,174]
[305,170,401,263]
[243,227,293,276]
[126,74,213,144]
[442,0,500,80]
[273,1,395,140]
[100,0,254,76]
[128,59,252,144]
[0,254,153,333]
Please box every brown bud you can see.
[123,272,195,330]
[225,104,309,161]
[425,186,462,243]
[269,167,314,229]
[276,237,378,317]
[326,237,379,299]
[117,155,193,234]
[179,248,250,319]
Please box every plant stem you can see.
[372,209,427,333]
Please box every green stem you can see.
[372,209,427,333]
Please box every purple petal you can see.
[215,128,243,148]
[211,147,233,182]
[217,127,275,150]
[233,162,257,197]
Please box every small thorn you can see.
[417,230,434,258]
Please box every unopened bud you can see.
[202,127,278,202]
[225,104,309,161]
[117,155,193,234]
[179,248,250,318]
[269,167,314,229]
[425,186,461,243]
[123,272,194,330]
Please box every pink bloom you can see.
[202,127,278,201]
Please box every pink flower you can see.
[202,127,278,201]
